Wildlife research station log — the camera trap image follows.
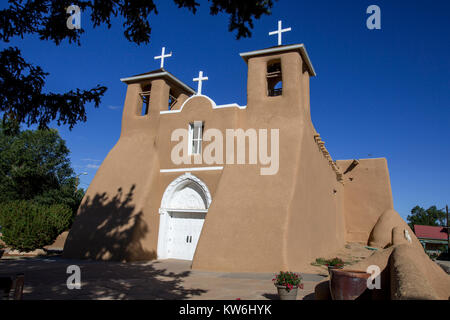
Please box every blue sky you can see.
[2,0,449,221]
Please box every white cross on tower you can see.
[269,20,292,46]
[193,71,208,95]
[154,47,172,68]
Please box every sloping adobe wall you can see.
[45,231,69,250]
[390,243,450,300]
[284,121,346,270]
[63,83,163,261]
[63,134,161,261]
[315,219,450,300]
[390,243,450,299]
[336,158,394,244]
[368,209,421,249]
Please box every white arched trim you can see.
[160,94,246,115]
[157,173,212,259]
[159,172,211,214]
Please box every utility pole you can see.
[76,172,88,188]
[447,205,449,255]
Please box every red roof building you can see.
[414,225,448,252]
[414,225,448,240]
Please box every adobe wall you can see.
[368,208,421,249]
[283,52,346,269]
[158,96,242,169]
[45,231,69,250]
[285,119,346,270]
[64,83,162,261]
[390,242,450,300]
[336,158,394,244]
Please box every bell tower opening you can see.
[120,69,195,118]
[168,89,177,110]
[139,83,151,116]
[267,59,282,97]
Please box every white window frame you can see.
[188,121,203,155]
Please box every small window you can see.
[267,60,282,96]
[189,121,203,155]
[139,84,151,116]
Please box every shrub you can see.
[326,257,345,268]
[272,271,303,292]
[0,200,72,252]
[427,251,439,260]
[311,257,345,268]
[312,257,327,266]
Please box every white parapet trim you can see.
[160,208,208,213]
[120,70,196,95]
[160,94,246,115]
[239,43,317,77]
[160,166,224,173]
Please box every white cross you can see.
[193,71,208,95]
[269,20,292,46]
[154,47,172,68]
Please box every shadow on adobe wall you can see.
[63,184,156,262]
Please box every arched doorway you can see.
[157,173,211,260]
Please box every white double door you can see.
[167,211,206,260]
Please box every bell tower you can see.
[240,44,316,119]
[119,69,195,134]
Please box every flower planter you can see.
[275,285,298,300]
[329,269,371,300]
[327,265,344,275]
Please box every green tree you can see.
[0,200,72,252]
[407,205,446,229]
[0,0,275,133]
[0,125,83,217]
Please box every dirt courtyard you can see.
[0,243,374,300]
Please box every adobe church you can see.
[63,24,418,272]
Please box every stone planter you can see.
[329,269,371,300]
[275,285,298,300]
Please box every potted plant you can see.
[272,271,303,300]
[326,257,344,274]
[329,269,372,300]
